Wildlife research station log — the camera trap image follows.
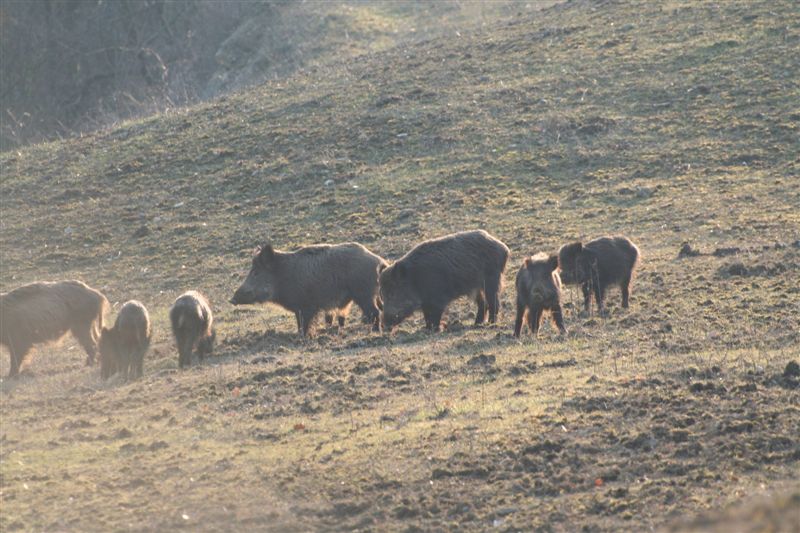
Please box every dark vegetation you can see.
[0,0,249,149]
[0,0,542,149]
[1,0,799,531]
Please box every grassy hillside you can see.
[1,0,799,531]
[207,0,561,94]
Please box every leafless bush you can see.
[0,0,258,150]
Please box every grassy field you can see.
[1,0,799,531]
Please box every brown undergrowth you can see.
[2,0,799,531]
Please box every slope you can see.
[1,0,799,531]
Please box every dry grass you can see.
[1,0,799,531]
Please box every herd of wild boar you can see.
[0,230,639,380]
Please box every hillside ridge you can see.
[1,1,799,531]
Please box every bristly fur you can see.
[0,280,108,377]
[514,253,566,337]
[231,242,388,336]
[558,236,640,313]
[379,230,510,332]
[170,290,215,368]
[99,300,151,380]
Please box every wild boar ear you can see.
[523,257,532,267]
[258,243,274,264]
[573,241,583,253]
[548,254,560,271]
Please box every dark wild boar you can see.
[230,242,388,336]
[380,230,510,331]
[170,291,215,368]
[514,253,567,337]
[558,236,640,314]
[0,280,108,377]
[99,300,151,380]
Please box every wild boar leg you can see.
[621,276,632,308]
[552,305,567,334]
[422,305,444,332]
[513,301,526,338]
[474,291,487,325]
[485,276,501,324]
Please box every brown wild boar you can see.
[379,230,510,331]
[558,236,640,314]
[0,280,108,377]
[230,242,388,336]
[514,253,567,337]
[99,300,151,380]
[170,291,215,368]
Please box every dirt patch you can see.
[296,366,800,531]
[663,488,800,532]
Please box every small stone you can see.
[132,225,150,239]
[115,428,133,439]
[677,242,700,258]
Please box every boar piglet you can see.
[514,253,566,337]
[558,236,640,314]
[170,291,215,368]
[99,300,151,380]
